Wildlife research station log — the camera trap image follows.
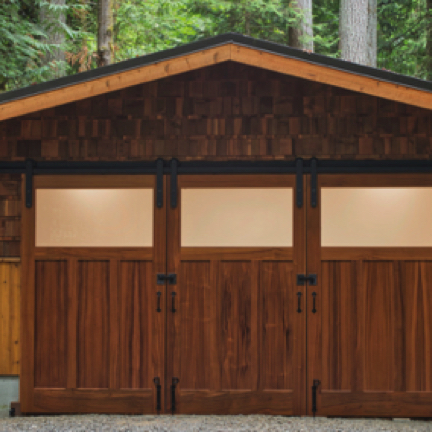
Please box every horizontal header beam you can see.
[1,158,432,176]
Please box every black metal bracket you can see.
[153,377,161,413]
[156,158,164,208]
[295,158,303,208]
[157,273,177,285]
[310,157,317,208]
[170,158,178,208]
[297,274,317,286]
[171,377,179,414]
[25,159,34,208]
[312,379,321,417]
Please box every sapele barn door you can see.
[21,175,165,414]
[307,174,432,417]
[166,175,306,415]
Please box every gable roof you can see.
[1,32,432,121]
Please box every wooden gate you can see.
[21,175,166,413]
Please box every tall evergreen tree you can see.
[289,0,314,51]
[98,0,113,66]
[367,0,377,66]
[340,0,368,64]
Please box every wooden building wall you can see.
[1,62,432,257]
[0,261,20,375]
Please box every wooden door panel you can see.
[117,260,155,390]
[168,175,305,415]
[34,260,68,388]
[261,261,295,391]
[77,261,110,389]
[309,174,432,417]
[22,175,164,414]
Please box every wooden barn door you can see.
[21,175,165,413]
[307,174,432,417]
[166,175,306,415]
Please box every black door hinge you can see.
[157,273,177,285]
[310,157,318,208]
[312,379,321,417]
[156,158,164,208]
[296,158,304,208]
[25,159,34,208]
[171,377,179,414]
[153,377,161,413]
[170,158,178,208]
[297,274,317,286]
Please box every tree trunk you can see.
[40,0,66,78]
[340,0,368,64]
[366,0,377,67]
[427,0,432,80]
[98,0,113,67]
[289,0,314,51]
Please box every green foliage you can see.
[185,0,300,44]
[313,0,339,57]
[378,0,428,78]
[113,0,205,61]
[1,0,432,92]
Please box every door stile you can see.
[20,173,36,413]
[153,174,167,413]
[165,175,178,413]
[293,173,307,416]
[305,173,322,416]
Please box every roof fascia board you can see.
[231,44,432,110]
[1,32,432,120]
[0,44,232,121]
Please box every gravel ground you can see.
[0,415,431,432]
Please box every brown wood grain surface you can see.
[0,261,20,375]
[307,174,432,417]
[166,174,306,415]
[2,62,432,258]
[21,175,165,413]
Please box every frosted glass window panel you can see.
[181,188,293,247]
[36,189,153,247]
[322,188,432,247]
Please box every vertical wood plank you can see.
[250,260,259,391]
[0,262,20,375]
[109,259,119,389]
[67,259,77,389]
[20,173,35,411]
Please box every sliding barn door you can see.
[21,175,165,413]
[166,175,306,415]
[307,174,432,417]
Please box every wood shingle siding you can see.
[0,62,432,257]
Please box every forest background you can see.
[1,0,431,92]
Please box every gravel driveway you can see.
[0,415,431,432]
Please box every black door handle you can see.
[171,291,176,313]
[312,292,317,313]
[156,291,161,312]
[297,292,302,313]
